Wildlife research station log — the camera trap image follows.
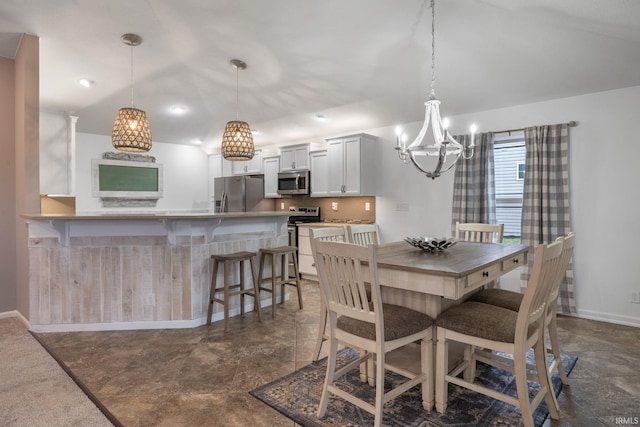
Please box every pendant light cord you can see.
[235,64,239,121]
[130,42,135,107]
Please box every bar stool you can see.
[257,246,303,318]
[207,251,263,332]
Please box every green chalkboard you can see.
[98,164,159,192]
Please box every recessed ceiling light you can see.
[170,105,187,115]
[315,114,327,122]
[78,79,95,88]
[192,139,203,145]
[251,129,260,135]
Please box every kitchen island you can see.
[23,211,290,332]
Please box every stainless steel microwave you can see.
[277,171,310,195]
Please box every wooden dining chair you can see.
[434,238,564,427]
[455,222,504,243]
[346,223,380,246]
[467,232,576,392]
[309,226,348,362]
[313,240,434,426]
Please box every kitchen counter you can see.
[25,211,290,332]
[23,210,291,221]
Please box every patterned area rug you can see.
[250,348,577,427]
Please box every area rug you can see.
[249,348,577,427]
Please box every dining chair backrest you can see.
[455,222,504,243]
[547,232,575,308]
[313,240,382,333]
[347,224,380,246]
[309,226,347,243]
[517,238,564,339]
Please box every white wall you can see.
[371,85,640,327]
[75,132,209,213]
[39,111,69,195]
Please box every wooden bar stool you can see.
[257,246,303,318]
[207,251,262,332]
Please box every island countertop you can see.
[22,210,291,221]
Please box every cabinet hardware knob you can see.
[482,271,489,277]
[513,258,519,264]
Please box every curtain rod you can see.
[492,121,577,136]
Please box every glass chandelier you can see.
[395,0,476,179]
[222,59,254,161]
[112,33,152,153]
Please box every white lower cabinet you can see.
[297,225,315,277]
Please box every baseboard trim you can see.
[0,310,30,328]
[28,296,287,333]
[572,309,640,328]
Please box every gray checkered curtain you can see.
[451,132,496,233]
[520,123,575,314]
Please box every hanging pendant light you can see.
[395,0,477,179]
[222,59,254,161]
[112,33,152,152]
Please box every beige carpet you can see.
[0,317,114,427]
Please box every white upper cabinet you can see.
[279,144,310,171]
[326,134,377,196]
[309,150,329,197]
[263,156,281,198]
[232,149,263,175]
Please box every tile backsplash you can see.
[276,196,375,223]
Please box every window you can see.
[516,162,525,180]
[494,135,525,243]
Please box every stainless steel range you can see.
[287,206,320,276]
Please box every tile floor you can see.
[37,280,640,427]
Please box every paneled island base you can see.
[23,212,290,332]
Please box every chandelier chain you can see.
[429,0,436,100]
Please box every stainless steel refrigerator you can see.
[214,175,265,212]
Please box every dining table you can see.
[358,239,531,382]
[373,240,530,319]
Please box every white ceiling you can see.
[1,0,640,154]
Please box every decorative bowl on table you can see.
[404,236,456,252]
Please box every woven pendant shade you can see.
[112,107,152,152]
[222,120,254,160]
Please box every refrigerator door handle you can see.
[221,191,228,213]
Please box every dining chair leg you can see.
[536,334,560,418]
[312,302,328,361]
[548,313,569,385]
[374,351,385,427]
[317,334,337,419]
[513,348,535,427]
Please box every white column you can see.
[67,115,79,195]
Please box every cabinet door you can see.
[327,139,345,195]
[232,150,263,175]
[297,226,317,276]
[310,150,329,196]
[342,136,362,195]
[293,146,309,170]
[280,144,309,171]
[263,156,281,198]
[280,148,295,171]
